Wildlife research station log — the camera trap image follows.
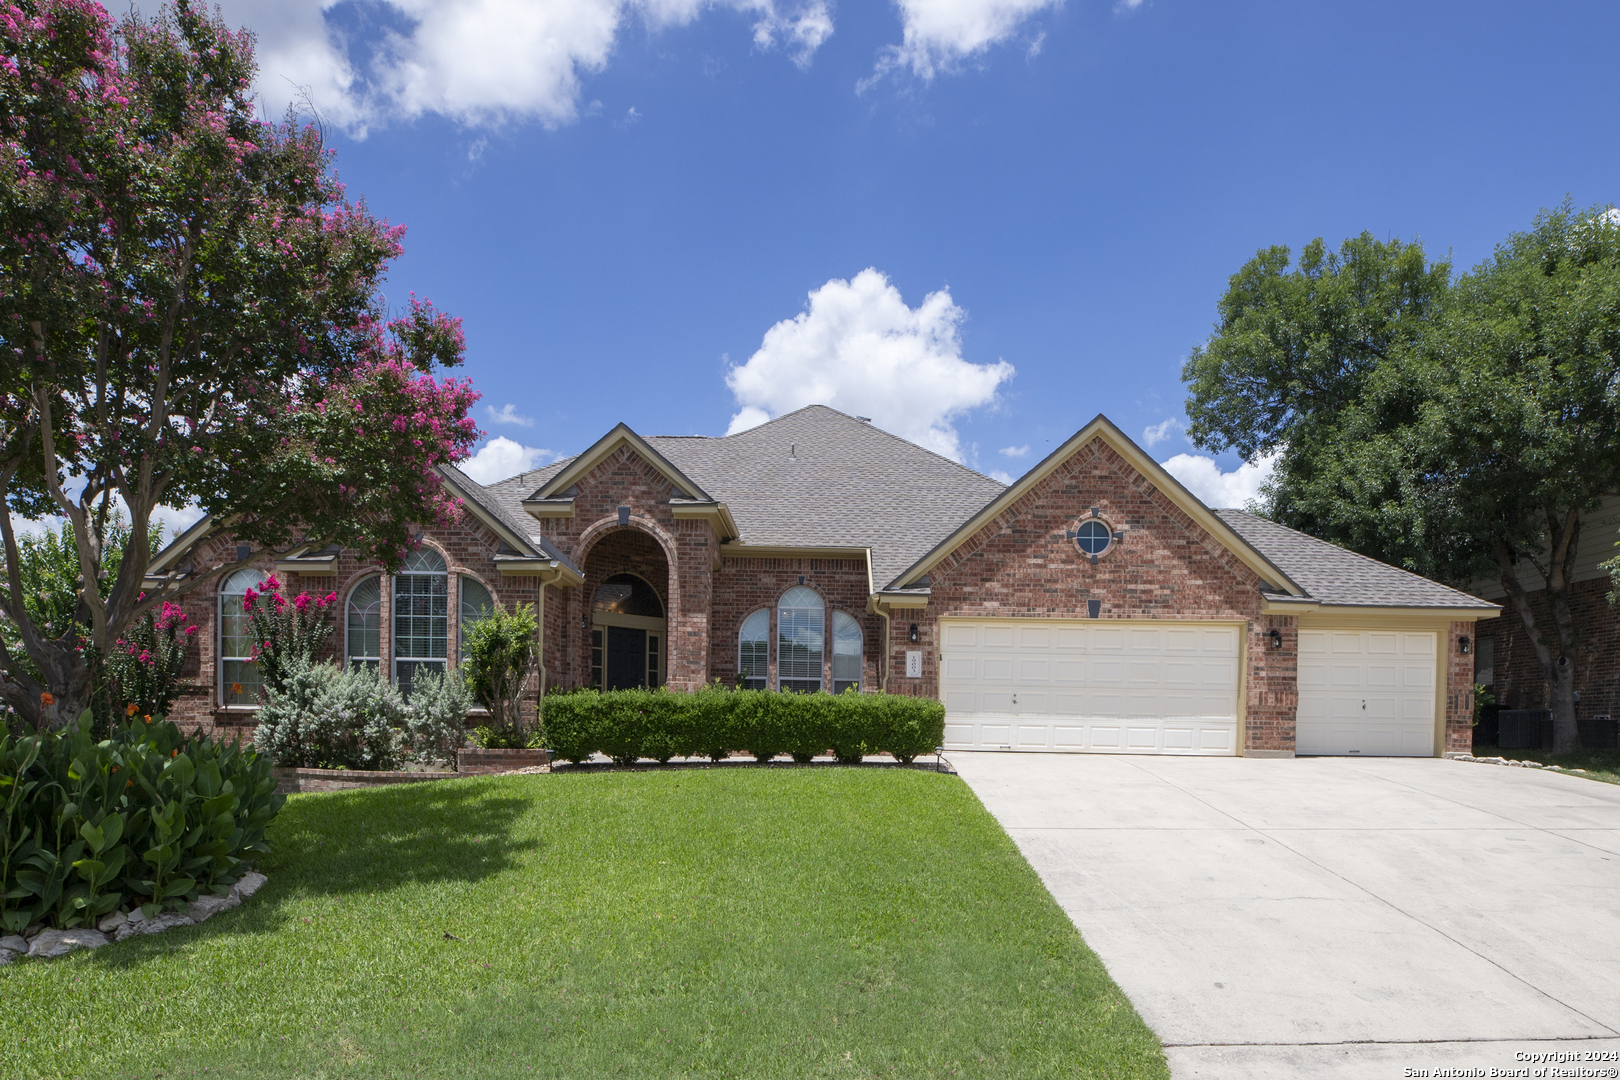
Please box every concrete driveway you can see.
[951,753,1620,1079]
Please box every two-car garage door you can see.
[940,620,1241,756]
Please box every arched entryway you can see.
[581,529,670,690]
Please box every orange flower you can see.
[231,682,243,696]
[126,703,139,716]
[126,780,133,788]
[142,715,151,723]
[170,748,178,757]
[40,691,54,706]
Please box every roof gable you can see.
[532,424,710,501]
[888,414,1305,594]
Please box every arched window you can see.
[219,568,266,706]
[393,549,447,696]
[458,576,495,666]
[832,611,863,695]
[738,610,769,690]
[777,586,824,693]
[346,576,381,673]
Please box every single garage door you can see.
[939,620,1240,755]
[1296,630,1436,756]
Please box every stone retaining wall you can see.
[456,747,550,773]
[272,767,459,794]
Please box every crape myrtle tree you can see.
[0,0,480,732]
[1184,205,1620,753]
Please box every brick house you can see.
[153,406,1500,758]
[1468,496,1620,735]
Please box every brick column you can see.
[1244,615,1298,755]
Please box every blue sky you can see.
[204,0,1620,503]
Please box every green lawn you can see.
[1,768,1166,1080]
[1476,744,1620,785]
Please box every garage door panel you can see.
[1055,660,1086,681]
[1090,661,1124,683]
[1020,626,1050,649]
[1092,630,1125,651]
[942,620,1239,756]
[1297,629,1436,757]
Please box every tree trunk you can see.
[1493,513,1583,755]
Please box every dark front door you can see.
[606,625,647,690]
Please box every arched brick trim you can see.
[574,516,684,689]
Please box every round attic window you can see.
[1074,519,1113,557]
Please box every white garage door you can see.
[939,620,1240,755]
[1296,630,1436,756]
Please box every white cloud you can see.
[459,437,556,483]
[999,444,1029,457]
[181,0,832,134]
[725,405,773,435]
[484,403,534,427]
[10,501,205,546]
[1158,451,1278,509]
[724,268,1014,461]
[1141,418,1182,448]
[867,0,1062,84]
[989,469,1015,484]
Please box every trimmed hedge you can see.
[541,686,945,766]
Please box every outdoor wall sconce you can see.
[1267,628,1283,650]
[1459,636,1472,655]
[908,624,920,643]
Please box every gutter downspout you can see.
[870,597,892,694]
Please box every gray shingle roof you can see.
[445,410,1494,611]
[1216,509,1497,610]
[459,406,1004,589]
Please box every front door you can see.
[606,625,648,690]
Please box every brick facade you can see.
[160,432,1492,760]
[1474,577,1620,721]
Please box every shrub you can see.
[103,600,200,721]
[240,574,338,693]
[404,669,471,767]
[539,687,943,766]
[0,711,283,931]
[462,603,537,746]
[253,660,407,771]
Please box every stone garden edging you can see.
[0,871,268,964]
[1447,752,1592,776]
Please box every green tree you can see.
[0,1,480,731]
[1184,204,1620,753]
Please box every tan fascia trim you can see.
[273,553,338,576]
[496,559,584,587]
[523,498,575,519]
[670,501,740,541]
[532,424,710,501]
[1263,598,1502,620]
[147,513,219,575]
[871,591,930,610]
[888,414,1307,596]
[719,543,869,561]
[1292,605,1500,630]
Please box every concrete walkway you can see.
[950,753,1620,1079]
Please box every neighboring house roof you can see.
[1216,510,1498,611]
